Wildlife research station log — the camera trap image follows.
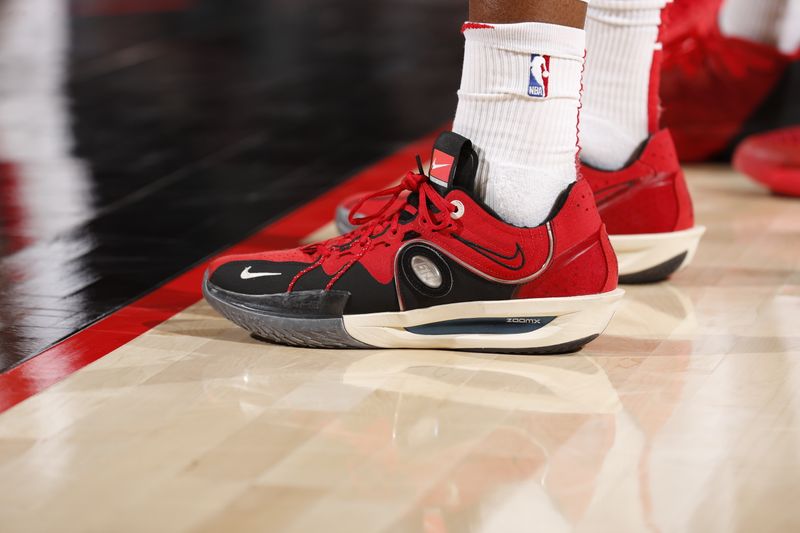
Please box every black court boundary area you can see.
[0,0,466,369]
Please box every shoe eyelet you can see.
[450,200,465,220]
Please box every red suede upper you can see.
[338,130,695,240]
[736,127,800,166]
[661,22,791,162]
[661,0,723,49]
[733,127,800,197]
[210,177,618,300]
[515,180,617,299]
[580,129,694,235]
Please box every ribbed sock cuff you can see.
[462,22,586,60]
[587,1,668,27]
[460,22,586,100]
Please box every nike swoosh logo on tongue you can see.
[429,150,455,189]
[240,266,282,280]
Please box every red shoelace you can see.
[288,170,460,291]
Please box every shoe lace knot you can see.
[290,159,460,292]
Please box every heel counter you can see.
[628,130,695,234]
[553,179,603,246]
[515,179,615,299]
[516,226,617,299]
[671,166,695,231]
[599,224,618,293]
[656,130,695,232]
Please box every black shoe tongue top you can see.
[427,132,479,198]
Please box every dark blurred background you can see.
[0,0,466,367]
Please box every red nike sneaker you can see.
[734,127,800,197]
[338,130,704,284]
[660,0,722,49]
[581,130,705,283]
[661,22,792,161]
[205,132,623,354]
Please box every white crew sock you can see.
[778,0,800,53]
[719,0,787,46]
[580,0,668,171]
[453,22,586,228]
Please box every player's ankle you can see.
[581,0,666,171]
[453,22,586,227]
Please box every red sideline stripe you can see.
[0,129,444,414]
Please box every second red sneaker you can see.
[660,0,722,51]
[338,130,704,284]
[205,132,623,354]
[581,129,705,283]
[661,21,792,162]
[734,127,800,197]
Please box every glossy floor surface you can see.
[1,166,799,533]
[0,0,464,369]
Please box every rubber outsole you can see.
[204,279,623,355]
[461,334,600,355]
[203,282,372,349]
[611,226,705,284]
[618,252,688,284]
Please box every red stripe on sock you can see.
[461,22,495,33]
[648,48,663,134]
[576,50,586,177]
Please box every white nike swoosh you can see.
[431,162,450,170]
[240,266,282,280]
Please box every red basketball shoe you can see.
[734,127,800,197]
[205,132,623,354]
[338,130,704,284]
[660,0,722,49]
[581,130,705,283]
[661,22,792,161]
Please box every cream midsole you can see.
[342,289,625,350]
[610,226,706,277]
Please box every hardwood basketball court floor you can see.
[1,164,798,533]
[1,1,799,531]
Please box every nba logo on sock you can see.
[528,54,550,98]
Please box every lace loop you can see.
[347,171,427,227]
[288,167,459,292]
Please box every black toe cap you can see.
[208,260,309,295]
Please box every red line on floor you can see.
[0,129,443,414]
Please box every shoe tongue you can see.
[427,132,479,198]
